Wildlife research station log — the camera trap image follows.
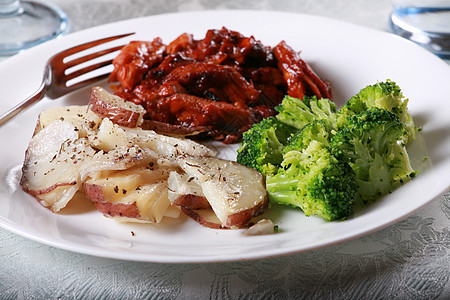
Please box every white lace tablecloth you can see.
[1,0,449,299]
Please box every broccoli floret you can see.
[330,107,415,203]
[266,140,356,221]
[275,96,338,130]
[345,80,415,143]
[283,119,333,154]
[237,117,297,176]
[237,80,418,222]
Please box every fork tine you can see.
[66,73,111,90]
[52,32,135,60]
[64,44,125,69]
[64,59,114,82]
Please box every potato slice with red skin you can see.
[180,207,227,229]
[176,156,268,228]
[168,163,268,229]
[84,165,180,222]
[88,86,146,128]
[179,205,271,230]
[21,119,157,212]
[85,181,180,223]
[90,196,141,219]
[21,120,96,212]
[172,195,211,210]
[141,119,211,137]
[167,171,209,209]
[22,96,267,229]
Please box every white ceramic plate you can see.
[1,11,449,263]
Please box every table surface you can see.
[1,0,449,299]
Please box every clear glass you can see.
[0,0,68,56]
[389,0,450,58]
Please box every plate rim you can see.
[1,9,449,263]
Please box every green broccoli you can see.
[266,140,356,221]
[275,96,339,130]
[330,107,415,203]
[236,116,297,176]
[236,80,417,222]
[282,119,333,154]
[344,80,415,143]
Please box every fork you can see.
[0,32,135,126]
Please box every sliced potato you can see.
[167,171,207,208]
[21,120,96,212]
[141,119,211,137]
[22,97,266,229]
[172,195,211,210]
[89,117,131,152]
[176,156,268,228]
[181,207,227,229]
[84,165,180,222]
[35,105,102,137]
[21,119,157,212]
[88,86,146,128]
[90,117,216,158]
[122,126,216,159]
[85,164,173,203]
[83,145,156,176]
[91,198,141,219]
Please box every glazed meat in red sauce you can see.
[109,27,332,143]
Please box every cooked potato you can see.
[176,156,268,228]
[141,119,211,137]
[84,165,180,222]
[35,105,102,137]
[21,120,96,212]
[89,117,131,152]
[180,207,227,229]
[167,171,209,209]
[88,86,146,128]
[85,164,174,203]
[90,117,216,159]
[22,92,267,229]
[243,219,275,236]
[21,119,158,212]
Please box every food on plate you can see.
[237,80,417,221]
[232,115,297,177]
[108,27,332,143]
[84,164,182,223]
[21,88,268,228]
[21,121,149,213]
[20,26,416,232]
[340,80,416,143]
[267,137,357,221]
[273,41,332,100]
[173,156,267,228]
[89,117,215,159]
[329,107,415,201]
[243,219,276,236]
[21,120,96,212]
[34,105,102,137]
[88,86,146,128]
